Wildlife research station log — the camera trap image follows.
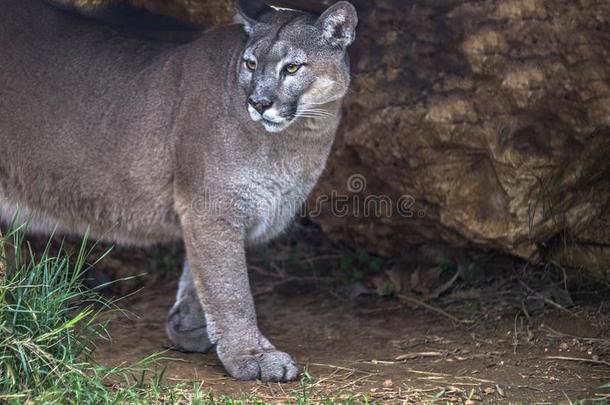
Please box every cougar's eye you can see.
[245,59,257,71]
[284,63,301,74]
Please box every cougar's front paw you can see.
[219,345,299,382]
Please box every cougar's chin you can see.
[261,119,292,133]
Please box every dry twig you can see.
[398,294,471,325]
[546,356,610,367]
[426,268,462,300]
[395,351,445,361]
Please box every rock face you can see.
[60,0,610,279]
[309,0,610,280]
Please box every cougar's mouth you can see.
[247,104,294,133]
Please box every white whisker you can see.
[300,101,337,106]
[300,108,332,112]
[297,113,333,118]
[294,114,324,118]
[294,113,320,117]
[296,109,335,117]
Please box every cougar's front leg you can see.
[166,259,213,353]
[180,211,299,382]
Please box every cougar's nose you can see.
[248,96,273,114]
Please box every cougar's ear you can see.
[235,0,272,34]
[316,1,358,48]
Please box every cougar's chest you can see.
[243,162,318,245]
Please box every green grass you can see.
[0,223,170,404]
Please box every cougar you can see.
[0,0,357,381]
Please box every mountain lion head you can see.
[236,0,357,133]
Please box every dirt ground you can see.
[89,226,610,404]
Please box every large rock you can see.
[309,0,610,279]
[58,0,610,279]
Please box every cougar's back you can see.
[0,0,193,242]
